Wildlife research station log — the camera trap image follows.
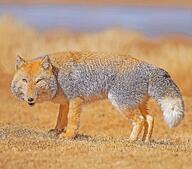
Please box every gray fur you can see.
[56,59,182,106]
[11,79,25,101]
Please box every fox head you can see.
[11,55,58,106]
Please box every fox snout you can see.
[26,89,37,106]
[28,97,34,102]
[25,85,37,106]
[27,97,35,106]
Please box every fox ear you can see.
[41,55,51,70]
[16,55,26,70]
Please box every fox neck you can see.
[49,68,68,104]
[51,86,69,104]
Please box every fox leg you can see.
[139,104,154,142]
[61,97,83,139]
[108,93,144,142]
[126,112,145,142]
[48,103,69,136]
[145,115,154,142]
[55,103,69,130]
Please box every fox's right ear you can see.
[15,55,26,70]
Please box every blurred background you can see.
[0,0,191,96]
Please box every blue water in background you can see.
[0,5,191,36]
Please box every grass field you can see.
[0,17,192,169]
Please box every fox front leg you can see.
[60,97,83,139]
[48,103,69,137]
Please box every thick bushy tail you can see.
[148,68,184,128]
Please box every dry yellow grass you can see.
[0,16,192,169]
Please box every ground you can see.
[0,74,192,169]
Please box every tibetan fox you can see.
[11,51,184,142]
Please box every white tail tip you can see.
[159,97,184,128]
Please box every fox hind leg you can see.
[108,93,153,142]
[125,111,145,142]
[145,115,154,142]
[139,104,154,143]
[108,92,144,142]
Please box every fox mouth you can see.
[28,102,35,106]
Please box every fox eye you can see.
[36,78,44,84]
[22,78,27,83]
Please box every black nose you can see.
[28,97,34,102]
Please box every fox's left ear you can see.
[41,55,52,70]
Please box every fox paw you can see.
[144,138,151,143]
[129,136,138,143]
[48,128,65,138]
[59,130,76,139]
